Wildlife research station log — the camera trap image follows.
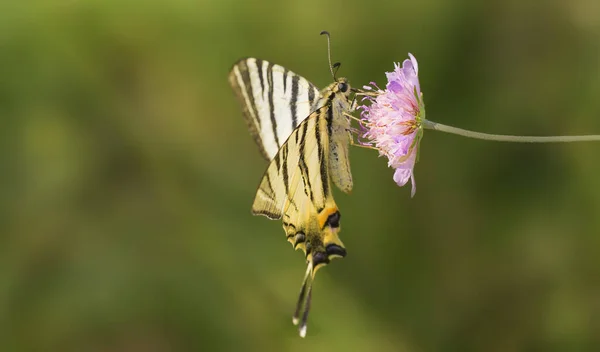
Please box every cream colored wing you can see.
[229,58,322,160]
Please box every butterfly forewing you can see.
[229,58,322,160]
[252,108,331,220]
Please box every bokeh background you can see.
[2,0,600,351]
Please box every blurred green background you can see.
[2,0,600,351]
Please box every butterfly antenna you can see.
[320,30,336,80]
[293,261,313,337]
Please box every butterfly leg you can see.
[343,112,363,125]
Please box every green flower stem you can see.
[422,119,600,143]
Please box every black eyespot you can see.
[338,82,348,93]
[312,252,329,267]
[294,232,306,248]
[326,244,347,258]
[326,211,341,228]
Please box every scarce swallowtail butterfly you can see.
[228,32,354,337]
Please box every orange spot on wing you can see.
[317,207,339,229]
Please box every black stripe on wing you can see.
[283,68,289,93]
[255,59,265,93]
[229,59,268,159]
[290,74,300,130]
[298,117,313,202]
[266,61,280,149]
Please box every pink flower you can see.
[358,53,425,197]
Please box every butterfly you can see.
[228,36,355,337]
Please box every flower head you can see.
[358,53,425,197]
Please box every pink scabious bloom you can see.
[358,53,425,197]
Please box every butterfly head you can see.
[334,77,351,97]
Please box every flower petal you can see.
[358,54,424,196]
[408,53,418,75]
[393,167,411,187]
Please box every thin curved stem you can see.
[423,119,600,143]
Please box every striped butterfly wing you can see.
[229,57,355,337]
[229,58,323,160]
[251,102,348,337]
